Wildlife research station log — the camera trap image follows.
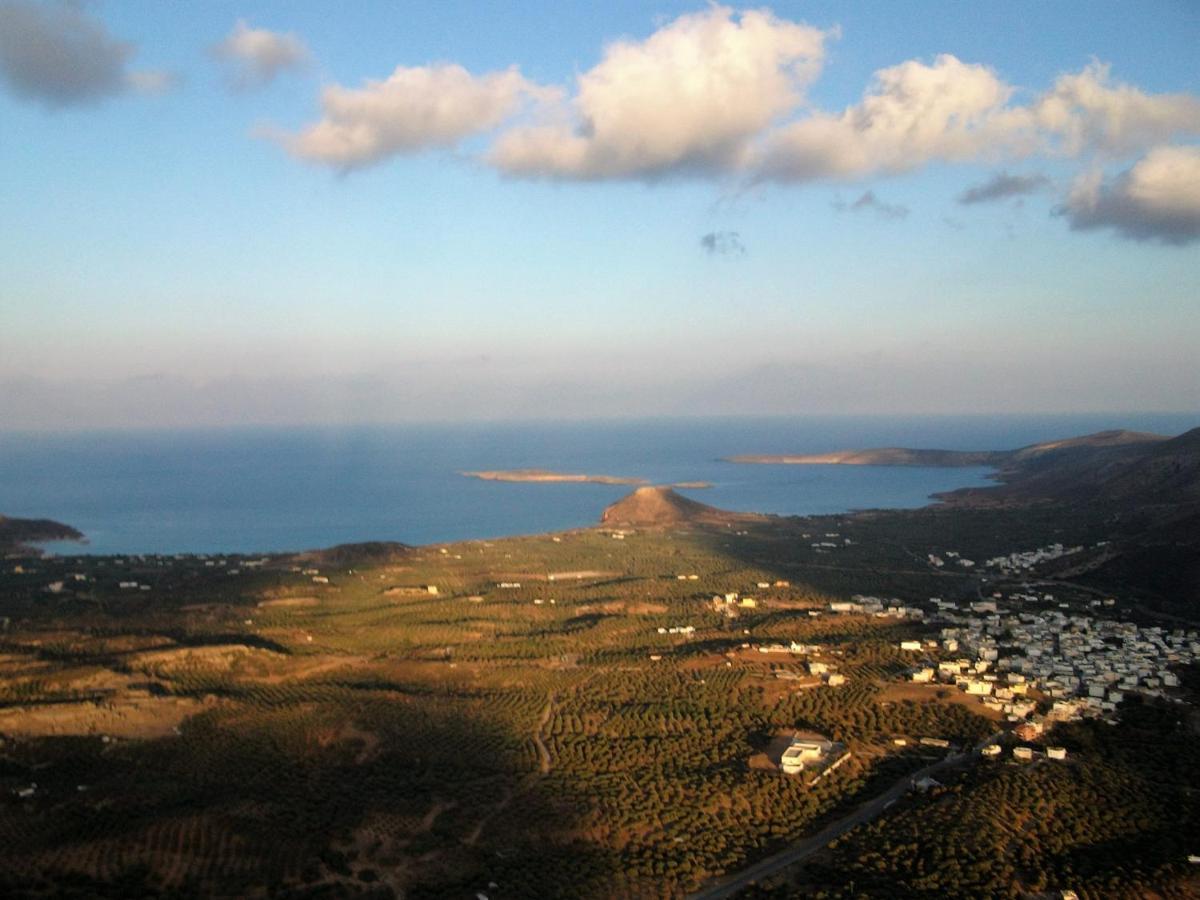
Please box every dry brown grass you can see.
[0,694,211,738]
[256,596,320,608]
[878,681,1006,720]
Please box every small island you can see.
[461,469,648,485]
[462,471,715,489]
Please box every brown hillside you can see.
[1087,427,1200,503]
[938,427,1196,507]
[1007,429,1167,463]
[600,486,763,528]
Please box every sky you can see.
[1,0,1198,429]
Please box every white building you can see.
[781,735,833,775]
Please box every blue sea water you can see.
[1,414,1195,555]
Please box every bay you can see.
[1,413,1194,555]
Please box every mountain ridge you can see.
[725,429,1167,469]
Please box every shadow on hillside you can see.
[0,693,620,898]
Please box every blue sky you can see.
[1,1,1197,427]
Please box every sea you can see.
[1,413,1195,556]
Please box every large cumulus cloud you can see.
[487,6,832,180]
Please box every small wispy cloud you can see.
[212,19,310,91]
[700,231,746,256]
[834,190,909,220]
[958,171,1051,204]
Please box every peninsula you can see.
[726,429,1165,471]
[727,448,1006,467]
[0,514,83,555]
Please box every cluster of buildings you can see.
[26,554,277,596]
[711,591,759,617]
[657,625,696,635]
[810,532,853,553]
[978,743,1069,761]
[707,583,793,617]
[42,572,89,594]
[982,542,1086,573]
[829,596,925,620]
[755,644,847,686]
[925,605,1198,722]
[927,550,976,569]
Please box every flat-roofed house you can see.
[781,735,833,775]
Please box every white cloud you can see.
[1033,62,1200,157]
[266,3,1200,248]
[273,63,548,170]
[213,19,309,90]
[757,54,1029,182]
[0,0,171,107]
[1057,145,1200,245]
[488,5,832,180]
[756,55,1200,184]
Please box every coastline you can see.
[725,449,1007,467]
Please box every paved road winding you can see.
[687,733,1001,900]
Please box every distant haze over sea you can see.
[2,414,1196,556]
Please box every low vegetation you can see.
[0,482,1195,897]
